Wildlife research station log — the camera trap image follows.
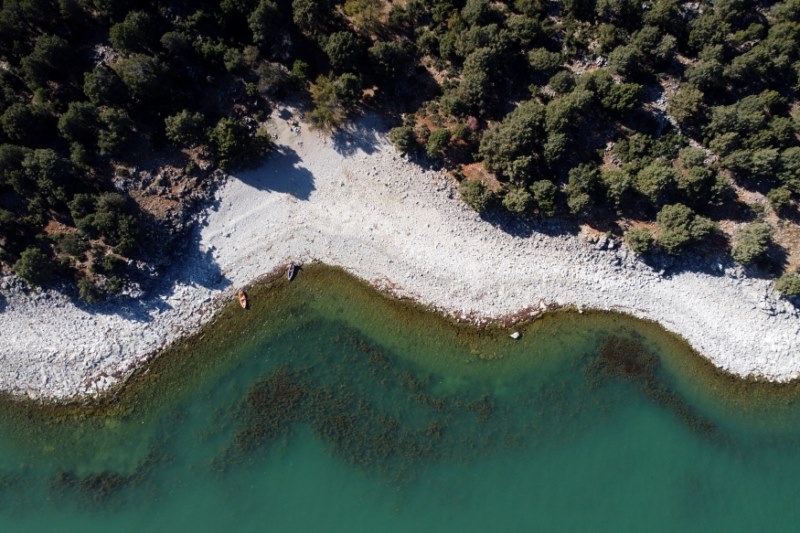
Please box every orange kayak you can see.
[237,290,248,309]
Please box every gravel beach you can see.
[1,108,798,400]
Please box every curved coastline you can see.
[1,107,799,400]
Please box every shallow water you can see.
[2,266,800,532]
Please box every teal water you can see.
[2,266,800,532]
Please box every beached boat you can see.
[237,290,248,309]
[287,262,299,281]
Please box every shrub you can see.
[460,179,492,212]
[502,187,532,214]
[625,227,653,255]
[209,117,271,170]
[776,271,800,298]
[668,85,705,127]
[388,126,418,154]
[531,180,557,216]
[13,247,52,287]
[565,163,599,214]
[58,102,98,145]
[548,70,575,94]
[635,159,678,206]
[656,203,716,255]
[306,75,345,131]
[165,110,205,147]
[77,276,100,303]
[601,169,633,211]
[767,186,793,212]
[426,129,451,158]
[732,223,773,265]
[324,31,366,72]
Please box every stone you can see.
[510,331,521,340]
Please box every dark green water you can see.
[3,266,800,532]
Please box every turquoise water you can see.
[2,267,800,532]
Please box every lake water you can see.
[2,266,800,532]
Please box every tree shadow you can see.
[233,145,316,201]
[478,208,582,238]
[0,291,6,313]
[78,222,232,322]
[330,116,383,157]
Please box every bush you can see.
[13,247,52,287]
[528,180,555,215]
[307,75,345,131]
[426,129,451,158]
[165,110,205,147]
[389,126,418,154]
[548,70,575,94]
[625,227,653,255]
[460,179,492,212]
[502,187,532,214]
[732,223,773,265]
[209,117,272,170]
[635,159,677,206]
[776,271,800,298]
[768,186,793,212]
[77,276,100,303]
[656,203,716,255]
[324,31,366,72]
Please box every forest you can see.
[0,0,798,300]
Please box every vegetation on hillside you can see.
[0,0,798,300]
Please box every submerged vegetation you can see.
[0,0,798,299]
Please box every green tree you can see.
[83,64,128,106]
[368,41,413,81]
[531,179,557,216]
[548,70,575,95]
[165,110,205,147]
[732,223,773,265]
[601,169,633,211]
[635,159,677,206]
[502,186,532,214]
[114,54,163,102]
[249,0,282,48]
[307,75,345,131]
[344,0,382,33]
[1,103,52,145]
[528,48,561,74]
[776,271,800,298]
[77,276,100,303]
[292,0,330,35]
[13,246,52,287]
[625,227,653,255]
[97,108,133,156]
[334,73,362,109]
[426,129,451,158]
[565,163,599,214]
[460,179,492,212]
[768,186,793,212]
[21,34,71,88]
[668,85,706,128]
[389,126,418,154]
[324,31,366,72]
[656,203,716,255]
[478,100,546,181]
[209,117,271,170]
[58,102,98,145]
[109,11,157,53]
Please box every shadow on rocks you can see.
[232,145,316,201]
[76,222,232,322]
[331,116,383,157]
[478,208,582,239]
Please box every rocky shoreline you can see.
[1,108,798,400]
